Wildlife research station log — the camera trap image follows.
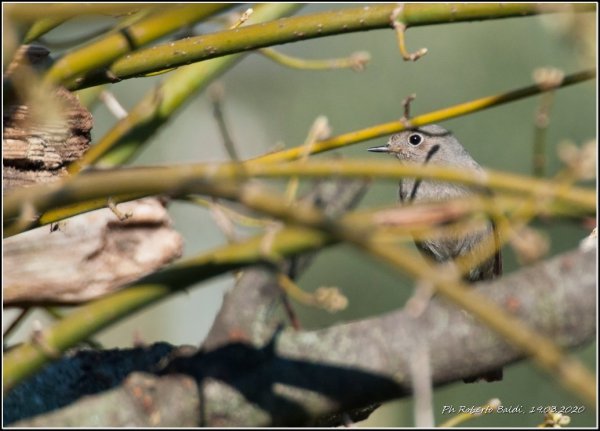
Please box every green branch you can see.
[42,4,235,86]
[64,3,595,89]
[67,3,303,172]
[4,160,595,236]
[23,17,68,43]
[254,70,596,163]
[2,226,331,392]
[4,183,595,406]
[68,68,595,176]
[5,4,157,21]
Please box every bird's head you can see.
[368,124,468,165]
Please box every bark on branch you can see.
[4,198,183,305]
[7,245,596,427]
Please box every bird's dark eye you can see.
[408,133,423,145]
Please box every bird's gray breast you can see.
[399,178,472,203]
[399,177,496,282]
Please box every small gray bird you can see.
[368,124,503,382]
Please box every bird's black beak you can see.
[368,145,390,153]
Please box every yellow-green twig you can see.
[61,3,595,89]
[277,273,348,313]
[391,5,428,61]
[6,4,157,21]
[41,4,234,86]
[23,17,68,43]
[277,273,316,307]
[67,3,303,172]
[4,160,595,237]
[260,47,370,71]
[2,225,331,392]
[252,70,595,164]
[4,182,595,406]
[532,68,564,177]
[285,116,330,203]
[184,195,271,229]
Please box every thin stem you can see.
[260,47,370,71]
[209,83,240,161]
[253,70,596,164]
[277,273,314,307]
[531,68,564,177]
[67,3,303,172]
[184,195,270,229]
[4,160,595,237]
[99,90,128,120]
[41,4,235,86]
[391,5,428,61]
[3,226,331,392]
[6,4,157,21]
[23,17,68,43]
[3,308,32,340]
[285,116,330,203]
[61,3,595,89]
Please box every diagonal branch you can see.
[66,3,303,172]
[4,158,595,236]
[4,181,595,405]
[202,180,368,351]
[253,70,595,163]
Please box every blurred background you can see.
[4,3,596,427]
